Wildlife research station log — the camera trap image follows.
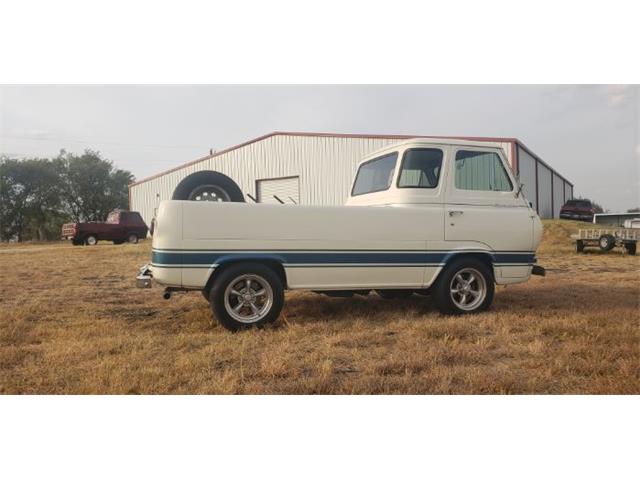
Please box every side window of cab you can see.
[454,150,513,192]
[397,148,443,189]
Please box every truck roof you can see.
[359,137,510,163]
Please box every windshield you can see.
[351,152,398,196]
[566,200,590,208]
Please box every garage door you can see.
[257,176,300,204]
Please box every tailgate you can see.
[61,223,77,237]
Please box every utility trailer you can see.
[574,228,638,255]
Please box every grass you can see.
[1,220,638,394]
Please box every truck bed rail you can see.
[578,228,639,241]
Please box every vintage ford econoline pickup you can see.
[137,139,544,331]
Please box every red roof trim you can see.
[129,131,525,187]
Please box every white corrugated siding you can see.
[564,182,573,203]
[130,135,404,226]
[257,176,300,204]
[517,146,537,211]
[130,134,569,226]
[537,164,553,219]
[553,173,564,218]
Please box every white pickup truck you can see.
[137,138,544,331]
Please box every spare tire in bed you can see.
[171,170,245,203]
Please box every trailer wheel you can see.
[433,258,494,315]
[598,235,615,252]
[209,262,284,331]
[85,235,98,246]
[172,170,245,203]
[576,240,585,253]
[624,242,636,255]
[375,289,414,299]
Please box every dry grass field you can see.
[1,220,638,394]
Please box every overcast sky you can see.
[1,85,638,211]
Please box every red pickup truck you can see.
[61,210,148,246]
[559,199,596,222]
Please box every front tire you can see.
[209,263,284,331]
[433,258,494,315]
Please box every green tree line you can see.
[0,150,133,241]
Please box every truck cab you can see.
[139,138,544,331]
[346,140,542,282]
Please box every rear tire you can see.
[433,258,494,315]
[624,242,636,255]
[85,235,98,246]
[172,170,245,203]
[576,240,585,253]
[127,234,138,244]
[599,234,615,252]
[209,263,284,331]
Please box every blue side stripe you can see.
[151,250,536,266]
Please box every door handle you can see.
[448,210,464,217]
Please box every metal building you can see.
[129,132,574,226]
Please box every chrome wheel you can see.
[599,237,608,248]
[449,267,487,312]
[86,236,97,246]
[223,274,274,324]
[188,184,231,202]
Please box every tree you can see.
[55,150,134,222]
[627,207,640,213]
[0,157,63,241]
[0,150,134,242]
[591,201,605,214]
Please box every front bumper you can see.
[136,264,152,288]
[560,212,593,221]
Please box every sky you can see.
[1,85,638,211]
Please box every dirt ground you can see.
[1,220,638,394]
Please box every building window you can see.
[455,150,513,192]
[397,148,443,188]
[351,152,398,196]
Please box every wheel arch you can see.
[203,256,288,295]
[435,251,495,283]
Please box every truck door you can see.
[444,147,533,253]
